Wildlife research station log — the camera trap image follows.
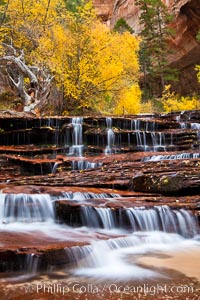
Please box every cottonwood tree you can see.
[0,0,141,114]
[34,0,141,114]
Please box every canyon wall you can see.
[94,0,200,95]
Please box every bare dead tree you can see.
[0,43,54,112]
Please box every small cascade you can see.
[69,117,84,157]
[58,191,120,201]
[68,231,199,279]
[143,152,200,162]
[191,123,200,141]
[65,245,92,266]
[180,122,186,129]
[24,253,39,278]
[131,119,140,131]
[135,131,167,151]
[81,207,116,229]
[0,194,55,223]
[134,126,167,151]
[126,206,198,237]
[71,160,102,170]
[52,162,59,174]
[150,132,166,151]
[68,236,159,279]
[105,117,115,154]
[136,131,148,151]
[80,205,198,237]
[26,253,39,274]
[191,123,200,130]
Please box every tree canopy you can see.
[0,0,141,114]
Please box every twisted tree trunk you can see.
[0,44,53,112]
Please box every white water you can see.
[0,193,54,223]
[105,117,115,154]
[69,117,84,157]
[81,205,199,237]
[191,123,200,130]
[58,191,120,201]
[150,132,166,151]
[0,192,199,281]
[71,160,102,170]
[143,152,200,162]
[70,231,200,280]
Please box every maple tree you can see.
[0,0,141,114]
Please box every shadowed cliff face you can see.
[94,0,200,95]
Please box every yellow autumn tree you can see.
[161,85,199,112]
[196,65,200,83]
[35,1,141,113]
[0,0,141,114]
[114,84,141,115]
[0,0,66,111]
[0,0,63,54]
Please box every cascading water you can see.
[1,113,200,289]
[150,132,166,151]
[69,117,84,157]
[71,160,102,170]
[67,231,200,280]
[80,205,198,237]
[105,117,115,154]
[0,190,199,283]
[143,152,200,162]
[191,123,200,130]
[0,193,55,223]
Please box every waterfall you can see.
[0,194,55,223]
[80,205,198,237]
[126,206,198,237]
[105,117,115,154]
[191,123,200,141]
[71,160,102,170]
[52,162,59,174]
[131,119,140,131]
[69,231,199,279]
[69,117,84,157]
[58,191,120,201]
[81,206,116,228]
[143,152,200,162]
[135,131,149,151]
[150,132,166,151]
[180,122,186,129]
[191,123,200,130]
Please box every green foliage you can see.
[135,0,177,97]
[113,18,134,34]
[64,0,82,13]
[196,31,200,82]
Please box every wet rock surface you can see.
[0,111,200,299]
[0,110,199,216]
